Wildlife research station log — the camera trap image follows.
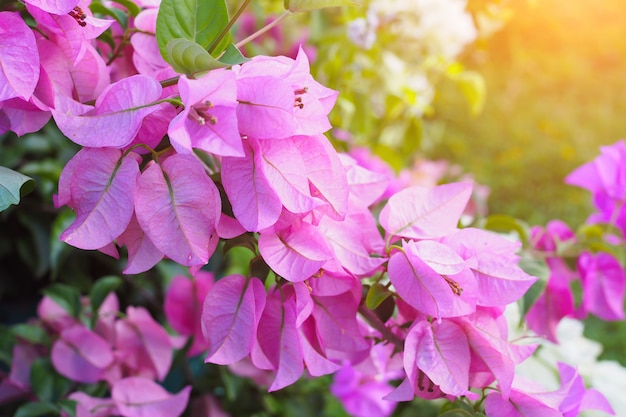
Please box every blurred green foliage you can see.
[426,0,626,226]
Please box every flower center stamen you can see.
[294,87,308,109]
[188,101,217,126]
[68,6,87,27]
[443,276,463,296]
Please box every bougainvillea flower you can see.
[56,148,139,250]
[52,74,162,148]
[557,362,614,417]
[254,286,304,391]
[23,0,79,14]
[0,12,40,102]
[135,154,221,266]
[165,271,214,356]
[67,392,119,417]
[169,70,243,157]
[111,377,191,417]
[26,1,113,65]
[484,368,579,417]
[51,325,114,384]
[442,228,537,307]
[259,220,333,282]
[234,48,337,139]
[578,251,625,320]
[116,214,164,275]
[388,240,478,319]
[115,307,175,381]
[221,139,283,231]
[403,319,473,398]
[202,275,266,365]
[380,182,473,241]
[130,8,169,75]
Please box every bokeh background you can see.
[429,0,626,226]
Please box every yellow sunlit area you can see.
[429,0,626,225]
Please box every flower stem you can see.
[235,11,292,49]
[209,0,253,54]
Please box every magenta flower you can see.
[0,12,40,102]
[578,251,625,320]
[234,48,337,139]
[168,70,243,157]
[165,271,214,356]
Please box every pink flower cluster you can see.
[0,0,621,416]
[526,141,626,342]
[0,293,193,417]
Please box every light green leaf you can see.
[285,0,359,13]
[156,0,232,67]
[111,0,141,17]
[0,166,36,211]
[219,43,250,65]
[166,38,228,75]
[449,70,486,116]
[365,283,392,309]
[482,214,530,247]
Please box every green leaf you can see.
[448,70,486,116]
[49,209,76,281]
[41,283,82,318]
[165,38,228,75]
[365,283,392,309]
[30,358,73,403]
[439,410,475,417]
[518,254,550,319]
[111,0,141,16]
[89,2,128,28]
[15,402,59,417]
[0,166,36,211]
[57,399,77,417]
[156,0,232,67]
[285,0,359,12]
[482,214,530,247]
[89,275,122,326]
[12,323,51,345]
[219,43,249,65]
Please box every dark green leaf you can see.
[0,166,36,211]
[156,0,232,66]
[439,410,475,417]
[58,399,77,417]
[0,325,16,365]
[17,211,51,279]
[30,358,73,403]
[165,38,228,75]
[250,256,271,281]
[219,43,249,65]
[222,233,257,255]
[41,283,81,318]
[15,402,59,417]
[89,276,122,327]
[11,323,51,345]
[49,209,76,280]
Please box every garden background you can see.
[1,0,626,416]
